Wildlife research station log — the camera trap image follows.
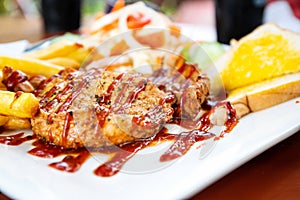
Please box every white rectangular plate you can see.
[1,97,300,200]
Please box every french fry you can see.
[0,115,9,126]
[46,57,81,69]
[23,41,84,60]
[3,116,31,130]
[65,47,93,63]
[0,90,39,118]
[0,55,64,77]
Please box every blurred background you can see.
[0,0,299,43]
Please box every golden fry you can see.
[3,116,31,130]
[66,47,93,63]
[0,55,64,77]
[46,57,81,69]
[23,41,83,60]
[0,115,9,126]
[0,90,39,118]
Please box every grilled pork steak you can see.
[31,68,174,148]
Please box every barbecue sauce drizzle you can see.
[33,74,59,96]
[0,66,238,177]
[3,70,28,91]
[0,101,237,177]
[0,132,35,145]
[95,73,124,127]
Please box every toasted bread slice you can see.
[227,72,300,118]
[216,23,300,91]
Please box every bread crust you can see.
[228,73,300,118]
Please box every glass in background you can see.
[41,0,82,33]
[215,0,266,44]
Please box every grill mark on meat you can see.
[55,69,100,114]
[39,85,63,107]
[101,73,124,104]
[42,83,74,112]
[34,74,60,96]
[40,69,100,114]
[34,69,78,97]
[114,79,147,114]
[124,79,147,106]
[95,74,147,127]
[112,76,136,111]
[55,81,84,113]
